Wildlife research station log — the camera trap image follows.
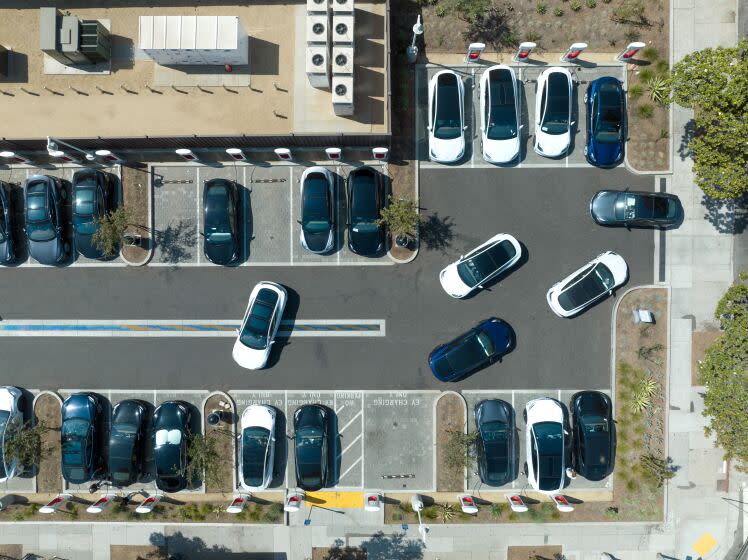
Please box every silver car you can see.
[0,386,24,483]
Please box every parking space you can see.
[151,163,392,267]
[416,63,625,169]
[463,390,613,494]
[0,165,124,267]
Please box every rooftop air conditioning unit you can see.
[306,14,329,44]
[306,45,330,88]
[332,0,354,13]
[332,14,354,44]
[332,75,354,116]
[306,0,329,13]
[332,45,353,75]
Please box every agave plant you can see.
[638,376,658,398]
[438,503,456,523]
[646,75,671,105]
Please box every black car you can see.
[590,190,682,228]
[203,178,239,265]
[474,399,516,487]
[0,181,15,263]
[346,166,385,256]
[61,392,103,485]
[571,391,615,481]
[300,167,335,254]
[23,175,68,265]
[293,404,329,491]
[72,169,112,259]
[153,401,192,493]
[108,399,148,487]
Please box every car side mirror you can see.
[296,220,302,225]
[519,124,525,129]
[235,328,240,334]
[477,284,484,289]
[608,290,613,296]
[427,126,432,131]
[460,255,464,259]
[463,125,468,130]
[570,121,576,126]
[199,232,205,238]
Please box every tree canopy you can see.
[699,273,748,470]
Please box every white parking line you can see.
[340,433,362,455]
[196,166,201,264]
[289,167,294,264]
[338,456,362,481]
[338,410,363,433]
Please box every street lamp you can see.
[47,136,96,161]
[406,15,423,64]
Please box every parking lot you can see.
[152,163,392,267]
[416,63,626,169]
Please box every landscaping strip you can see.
[120,165,153,266]
[33,391,62,494]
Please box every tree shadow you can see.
[350,532,425,560]
[677,119,695,161]
[154,219,197,263]
[701,192,748,234]
[147,531,287,560]
[418,212,454,253]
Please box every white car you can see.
[232,281,288,369]
[428,70,466,163]
[479,65,520,163]
[525,397,568,495]
[546,251,628,318]
[0,386,24,483]
[439,233,522,298]
[238,405,276,491]
[534,67,573,158]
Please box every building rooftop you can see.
[0,2,388,141]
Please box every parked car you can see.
[346,166,385,256]
[203,178,239,265]
[293,404,329,491]
[108,399,148,487]
[534,67,573,158]
[475,399,516,487]
[590,190,682,228]
[239,404,276,491]
[525,397,568,494]
[0,181,16,264]
[584,77,625,168]
[233,281,288,370]
[428,318,514,382]
[23,175,68,265]
[439,233,521,298]
[300,167,335,254]
[571,391,615,481]
[153,401,191,493]
[72,169,112,259]
[479,65,520,164]
[0,386,24,483]
[546,251,628,318]
[61,392,103,485]
[428,70,466,163]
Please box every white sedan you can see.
[534,67,573,158]
[479,65,520,163]
[0,386,23,483]
[428,70,466,163]
[546,251,628,318]
[439,233,522,298]
[232,281,288,369]
[239,405,276,491]
[525,397,568,495]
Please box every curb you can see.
[386,160,420,264]
[31,390,63,494]
[121,163,154,267]
[201,390,237,495]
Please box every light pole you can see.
[47,136,96,161]
[406,15,423,64]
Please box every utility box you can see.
[40,7,111,65]
[40,7,69,64]
[139,15,249,66]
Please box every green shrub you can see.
[528,506,543,521]
[551,509,561,520]
[508,511,518,521]
[628,83,644,98]
[264,503,284,522]
[659,128,669,139]
[69,504,79,519]
[391,512,402,522]
[423,505,438,520]
[586,0,597,6]
[624,29,641,42]
[536,3,547,13]
[489,502,505,519]
[570,0,582,11]
[554,7,564,16]
[605,506,619,519]
[178,503,206,522]
[655,59,670,74]
[638,68,654,82]
[641,46,658,61]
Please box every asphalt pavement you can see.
[0,167,653,392]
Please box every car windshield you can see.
[61,419,88,467]
[626,194,674,220]
[110,423,137,458]
[26,193,48,223]
[434,74,462,140]
[205,184,232,244]
[74,187,95,217]
[303,175,330,224]
[557,263,614,311]
[297,428,323,487]
[593,84,622,143]
[242,427,270,487]
[457,240,517,287]
[533,421,563,491]
[240,288,279,350]
[351,173,378,223]
[540,73,570,135]
[486,73,517,141]
[580,414,609,468]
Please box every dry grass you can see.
[34,394,61,494]
[436,393,465,492]
[203,394,236,494]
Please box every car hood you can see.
[483,137,520,164]
[232,340,270,370]
[590,138,622,167]
[590,191,620,223]
[349,227,382,256]
[481,319,513,352]
[477,400,510,425]
[75,232,104,259]
[205,240,236,265]
[439,263,470,298]
[29,237,62,265]
[302,229,333,253]
[535,130,570,158]
[430,136,465,163]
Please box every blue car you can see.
[61,392,104,485]
[428,318,514,382]
[0,181,16,264]
[584,77,625,168]
[23,175,69,265]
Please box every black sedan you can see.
[347,166,385,256]
[61,392,103,485]
[590,190,682,228]
[0,181,15,264]
[108,399,148,487]
[203,178,239,265]
[474,399,517,487]
[571,391,615,481]
[153,401,192,492]
[293,404,329,491]
[300,167,335,254]
[72,169,112,259]
[23,175,68,265]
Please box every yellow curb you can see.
[304,491,364,509]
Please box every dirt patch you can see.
[507,545,562,560]
[692,330,722,386]
[34,393,61,494]
[120,165,151,264]
[111,545,163,560]
[0,545,23,559]
[203,394,236,495]
[436,393,466,492]
[312,546,367,560]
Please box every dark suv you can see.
[24,175,68,265]
[72,169,112,259]
[108,399,148,487]
[61,393,104,485]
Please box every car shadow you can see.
[238,183,253,265]
[264,285,299,369]
[268,407,288,489]
[326,406,342,488]
[138,400,157,485]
